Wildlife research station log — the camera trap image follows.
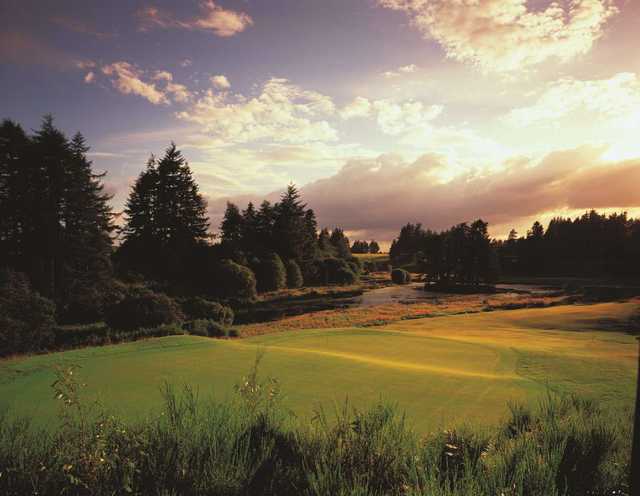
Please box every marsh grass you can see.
[0,362,632,495]
[237,293,570,337]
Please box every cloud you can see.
[382,63,419,78]
[138,1,253,37]
[84,71,95,84]
[102,62,170,105]
[210,74,231,89]
[373,99,443,136]
[285,146,640,241]
[153,70,191,102]
[377,0,618,72]
[505,72,640,126]
[180,58,193,67]
[97,62,192,104]
[340,96,372,119]
[177,78,338,145]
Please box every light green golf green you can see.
[1,301,637,432]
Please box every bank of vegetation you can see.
[0,362,632,496]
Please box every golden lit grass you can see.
[256,284,363,301]
[352,253,389,262]
[1,300,635,432]
[237,292,569,337]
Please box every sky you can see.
[1,0,639,245]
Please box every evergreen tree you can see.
[119,143,208,281]
[330,228,351,259]
[256,252,287,292]
[0,116,114,310]
[256,201,275,254]
[220,202,243,247]
[369,240,380,254]
[272,184,307,261]
[285,259,304,289]
[0,120,31,267]
[318,228,332,254]
[240,202,260,254]
[61,133,115,320]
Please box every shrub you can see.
[180,297,234,325]
[0,386,630,495]
[59,280,127,325]
[306,258,359,286]
[335,267,358,285]
[105,288,183,331]
[391,268,411,285]
[184,319,228,337]
[256,253,287,293]
[216,259,257,301]
[0,268,56,355]
[285,259,304,289]
[347,257,363,275]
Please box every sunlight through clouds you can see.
[377,0,618,72]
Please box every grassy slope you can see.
[0,301,637,432]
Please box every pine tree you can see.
[61,133,115,320]
[330,228,351,259]
[369,240,380,254]
[220,202,244,247]
[240,202,260,254]
[318,228,332,254]
[256,200,275,254]
[119,143,209,281]
[272,184,307,261]
[0,120,31,267]
[0,116,114,310]
[155,144,208,248]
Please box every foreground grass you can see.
[0,373,632,495]
[0,301,637,433]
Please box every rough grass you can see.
[352,253,390,262]
[0,301,636,434]
[0,372,632,495]
[237,292,571,337]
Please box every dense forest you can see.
[2,116,639,355]
[390,214,640,284]
[0,117,362,355]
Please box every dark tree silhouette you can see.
[0,116,115,314]
[118,143,208,282]
[330,228,351,259]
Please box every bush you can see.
[309,257,359,286]
[0,386,630,495]
[105,288,183,331]
[285,259,304,289]
[59,280,127,325]
[256,253,287,293]
[180,297,234,325]
[216,260,257,301]
[347,257,363,276]
[391,268,411,285]
[184,319,229,337]
[0,268,56,355]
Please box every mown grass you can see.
[0,362,632,495]
[0,301,636,434]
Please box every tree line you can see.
[390,211,640,285]
[496,212,640,278]
[0,117,365,353]
[390,220,499,286]
[351,240,380,254]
